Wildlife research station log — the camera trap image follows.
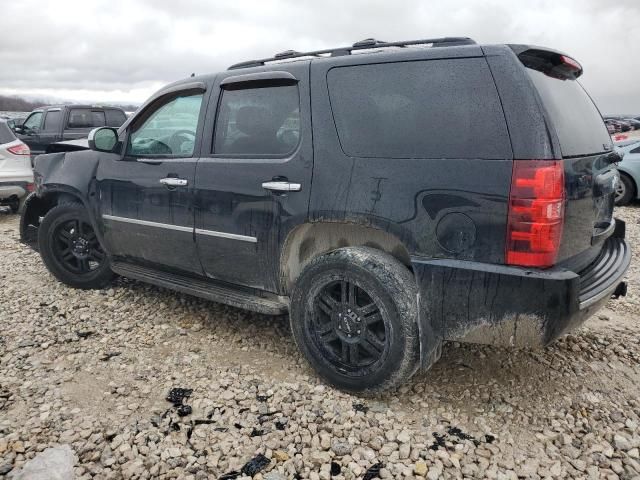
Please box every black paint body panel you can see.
[21,42,629,367]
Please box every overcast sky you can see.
[1,0,638,113]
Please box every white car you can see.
[0,120,33,213]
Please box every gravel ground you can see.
[1,207,640,480]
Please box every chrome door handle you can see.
[160,178,188,187]
[262,181,301,192]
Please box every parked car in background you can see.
[0,120,33,213]
[614,140,640,206]
[624,118,640,130]
[605,118,622,133]
[14,105,127,158]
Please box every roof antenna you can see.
[190,73,195,77]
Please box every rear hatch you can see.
[518,48,617,271]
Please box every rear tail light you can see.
[7,142,30,156]
[26,183,35,192]
[506,160,565,268]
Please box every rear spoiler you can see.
[509,45,583,80]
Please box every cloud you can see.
[0,0,638,112]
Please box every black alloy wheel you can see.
[313,278,388,372]
[52,218,106,273]
[290,247,422,393]
[38,203,114,289]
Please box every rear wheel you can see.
[615,173,635,206]
[290,247,420,393]
[38,203,114,289]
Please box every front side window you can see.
[214,85,300,156]
[67,109,106,129]
[23,112,43,131]
[127,93,204,157]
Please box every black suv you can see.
[20,37,631,393]
[14,104,127,157]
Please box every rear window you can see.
[327,58,511,159]
[0,122,16,145]
[67,109,106,129]
[526,69,611,157]
[105,109,126,127]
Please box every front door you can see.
[96,87,207,274]
[17,110,45,156]
[195,64,313,292]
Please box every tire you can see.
[290,247,420,393]
[615,173,635,206]
[9,197,20,214]
[38,203,114,289]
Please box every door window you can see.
[23,112,43,131]
[43,110,62,132]
[127,93,204,157]
[213,85,300,156]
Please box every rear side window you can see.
[526,70,611,157]
[213,85,300,156]
[105,109,126,127]
[43,110,62,132]
[67,109,106,129]
[0,122,16,144]
[327,58,511,159]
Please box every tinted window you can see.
[527,70,611,157]
[105,109,126,127]
[43,110,62,132]
[67,109,106,129]
[127,93,203,157]
[631,146,640,154]
[327,59,510,159]
[23,112,43,131]
[214,85,300,156]
[0,122,16,144]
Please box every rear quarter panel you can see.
[308,48,514,264]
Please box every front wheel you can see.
[290,247,421,393]
[38,203,114,289]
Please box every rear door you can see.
[521,55,617,266]
[195,63,312,292]
[96,85,208,274]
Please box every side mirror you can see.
[88,127,118,152]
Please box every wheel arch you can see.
[20,188,93,247]
[279,222,412,294]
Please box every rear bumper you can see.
[0,181,30,200]
[412,219,631,367]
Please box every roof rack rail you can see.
[228,36,477,70]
